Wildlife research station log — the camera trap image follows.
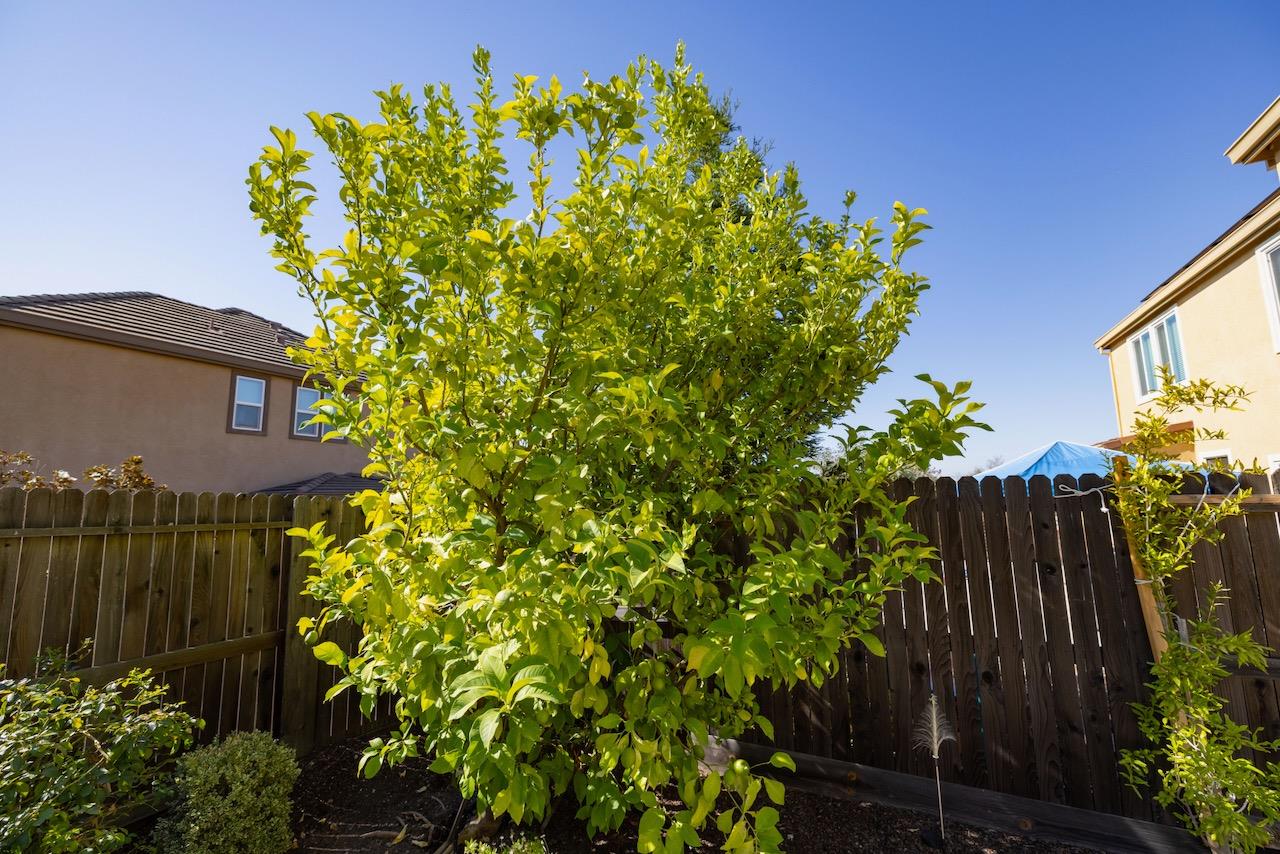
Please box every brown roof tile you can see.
[0,291,309,375]
[257,471,384,495]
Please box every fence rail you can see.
[2,473,1279,826]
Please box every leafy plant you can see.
[0,449,166,491]
[0,449,75,489]
[151,730,299,854]
[83,455,167,491]
[911,693,955,842]
[1115,369,1280,854]
[0,649,200,853]
[464,836,550,854]
[250,45,985,852]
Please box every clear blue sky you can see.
[3,2,1277,472]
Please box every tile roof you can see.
[0,291,309,375]
[256,471,384,495]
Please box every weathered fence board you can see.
[753,473,1280,823]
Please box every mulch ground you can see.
[293,737,1101,853]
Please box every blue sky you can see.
[2,2,1277,472]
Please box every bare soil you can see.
[293,738,1102,853]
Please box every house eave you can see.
[0,310,307,379]
[1225,95,1280,168]
[1094,187,1280,351]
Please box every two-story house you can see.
[0,291,371,493]
[1095,96,1280,474]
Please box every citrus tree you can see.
[249,46,985,852]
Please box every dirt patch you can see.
[294,737,1100,853]
[294,741,466,852]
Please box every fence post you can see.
[1111,458,1169,664]
[280,495,324,754]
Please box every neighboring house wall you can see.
[0,325,368,493]
[1104,226,1280,466]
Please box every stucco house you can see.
[0,291,371,493]
[1095,96,1280,475]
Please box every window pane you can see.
[235,376,265,405]
[1163,314,1186,382]
[1270,248,1280,299]
[294,412,319,436]
[233,403,262,430]
[296,387,321,411]
[1133,339,1149,396]
[1139,332,1157,394]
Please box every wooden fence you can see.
[0,486,386,752]
[2,475,1278,824]
[752,473,1280,823]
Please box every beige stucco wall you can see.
[1107,243,1280,467]
[0,326,368,493]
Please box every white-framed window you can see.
[1256,234,1280,353]
[1129,309,1187,400]
[1202,450,1231,467]
[230,375,267,432]
[292,385,333,438]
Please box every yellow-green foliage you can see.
[1115,370,1280,853]
[249,45,985,853]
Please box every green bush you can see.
[465,837,550,854]
[152,730,299,854]
[252,45,985,851]
[0,651,200,853]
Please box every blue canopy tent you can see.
[975,441,1128,480]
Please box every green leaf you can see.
[313,642,345,666]
[637,807,665,853]
[768,752,796,772]
[858,632,886,657]
[476,709,501,746]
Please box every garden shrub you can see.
[1114,371,1280,854]
[0,650,200,853]
[151,730,299,854]
[464,837,549,854]
[250,45,985,852]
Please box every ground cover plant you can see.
[0,649,199,853]
[250,45,985,852]
[1114,370,1280,854]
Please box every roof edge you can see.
[1225,95,1280,166]
[1094,187,1280,350]
[0,310,307,378]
